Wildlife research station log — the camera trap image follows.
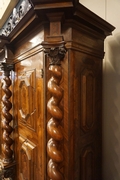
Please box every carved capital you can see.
[41,40,67,65]
[0,160,16,179]
[0,62,14,76]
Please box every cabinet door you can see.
[14,52,45,180]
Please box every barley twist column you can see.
[42,41,66,180]
[0,63,14,164]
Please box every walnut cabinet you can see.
[0,0,114,180]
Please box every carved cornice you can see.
[30,0,78,9]
[0,0,32,37]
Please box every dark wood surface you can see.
[0,0,115,179]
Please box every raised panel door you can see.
[14,51,45,180]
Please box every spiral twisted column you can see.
[0,63,14,164]
[41,41,66,180]
[47,64,63,180]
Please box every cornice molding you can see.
[0,0,32,37]
[0,0,115,42]
[0,0,19,28]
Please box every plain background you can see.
[80,0,120,180]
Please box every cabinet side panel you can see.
[74,51,102,180]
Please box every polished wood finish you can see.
[0,0,115,179]
[1,63,14,164]
[14,41,45,180]
[42,37,67,179]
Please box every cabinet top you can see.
[0,0,115,44]
[30,0,79,5]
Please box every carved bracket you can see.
[0,63,14,76]
[41,40,67,66]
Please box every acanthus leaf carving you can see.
[41,41,67,66]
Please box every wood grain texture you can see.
[0,1,114,179]
[47,65,64,180]
[1,64,14,164]
[13,33,45,179]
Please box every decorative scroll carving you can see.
[0,63,14,164]
[41,40,66,180]
[1,0,32,36]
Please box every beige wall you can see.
[80,0,106,19]
[80,1,120,180]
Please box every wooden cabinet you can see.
[0,0,115,179]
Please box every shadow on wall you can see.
[103,32,120,180]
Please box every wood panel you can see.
[0,1,114,179]
[19,135,36,180]
[19,69,36,130]
[73,50,102,180]
[14,50,45,180]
